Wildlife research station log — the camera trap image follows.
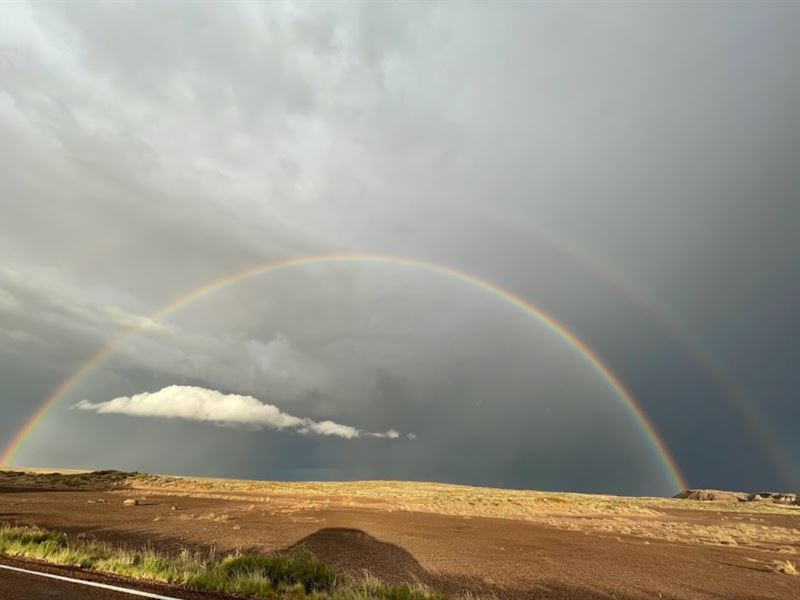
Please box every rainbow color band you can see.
[0,253,687,491]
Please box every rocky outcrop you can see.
[674,490,749,502]
[675,489,799,505]
[0,469,136,491]
[747,492,797,505]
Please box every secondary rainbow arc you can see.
[0,253,687,492]
[480,212,799,488]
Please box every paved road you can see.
[0,564,197,600]
[0,567,144,599]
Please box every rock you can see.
[675,490,748,502]
[123,498,139,506]
[677,489,798,505]
[752,492,798,505]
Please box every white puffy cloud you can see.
[73,385,404,440]
[366,429,400,439]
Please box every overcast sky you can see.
[1,1,799,496]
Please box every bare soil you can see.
[1,470,798,599]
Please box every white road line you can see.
[0,563,184,599]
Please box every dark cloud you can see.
[1,1,799,494]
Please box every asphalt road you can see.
[0,567,144,599]
[0,564,199,600]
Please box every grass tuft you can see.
[338,574,448,600]
[771,559,798,576]
[218,550,335,591]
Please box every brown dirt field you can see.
[1,470,798,599]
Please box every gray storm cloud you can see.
[1,1,798,494]
[73,385,404,440]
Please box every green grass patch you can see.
[0,523,450,599]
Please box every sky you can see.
[1,1,799,496]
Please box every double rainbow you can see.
[0,253,687,491]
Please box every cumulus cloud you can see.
[73,385,405,440]
[366,429,400,439]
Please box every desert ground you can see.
[0,469,798,600]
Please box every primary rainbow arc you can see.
[0,252,687,492]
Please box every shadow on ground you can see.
[292,528,430,584]
[290,527,687,600]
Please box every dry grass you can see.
[128,473,797,514]
[120,472,800,551]
[0,469,132,490]
[3,469,798,553]
[175,512,233,522]
[129,474,669,519]
[770,560,797,576]
[535,515,800,549]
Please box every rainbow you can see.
[479,211,799,488]
[0,253,687,491]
